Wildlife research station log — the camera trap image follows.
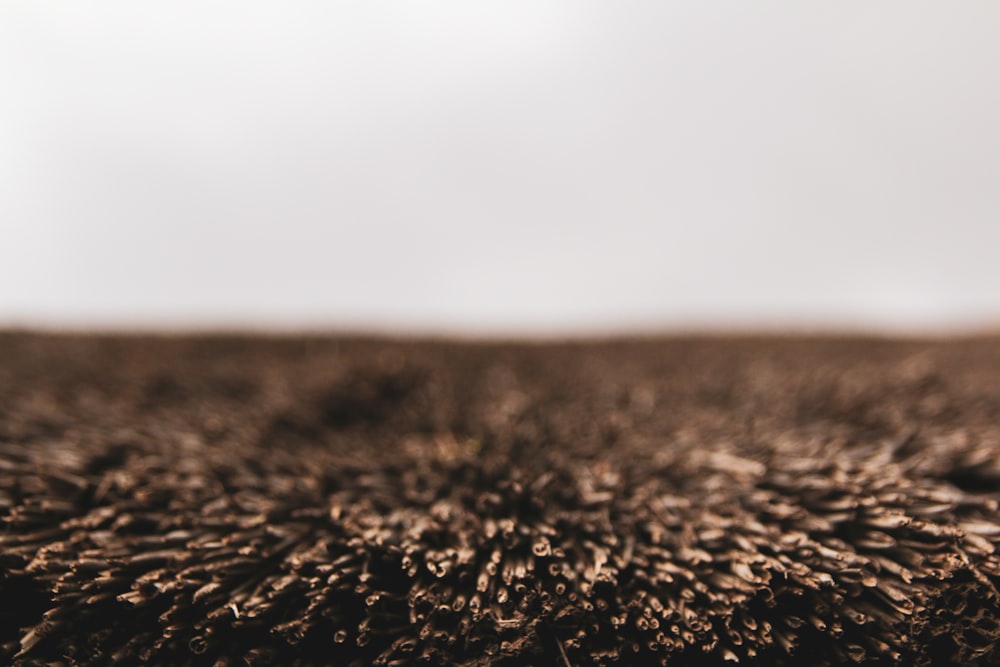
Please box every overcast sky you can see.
[2,2,999,335]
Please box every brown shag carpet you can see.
[4,333,1000,666]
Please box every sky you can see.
[2,2,999,335]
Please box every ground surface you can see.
[3,333,1000,665]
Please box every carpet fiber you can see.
[4,334,1000,666]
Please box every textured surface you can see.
[3,334,1000,665]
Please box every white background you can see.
[2,2,999,336]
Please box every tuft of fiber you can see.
[3,334,1000,666]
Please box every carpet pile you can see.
[3,334,1000,665]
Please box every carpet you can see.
[3,333,1000,666]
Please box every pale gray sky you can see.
[2,2,999,335]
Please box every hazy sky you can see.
[2,2,999,335]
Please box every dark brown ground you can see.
[4,333,1000,666]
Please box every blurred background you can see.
[2,2,999,337]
